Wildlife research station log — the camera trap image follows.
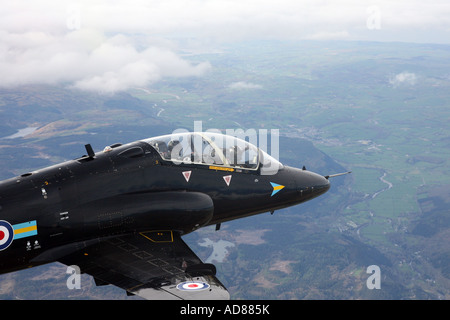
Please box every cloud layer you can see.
[1,0,449,92]
[229,82,263,90]
[0,2,214,93]
[0,28,211,93]
[389,72,418,87]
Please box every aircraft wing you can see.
[58,231,230,300]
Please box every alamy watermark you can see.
[66,264,382,291]
[66,265,81,290]
[366,5,382,30]
[66,3,82,30]
[366,265,381,289]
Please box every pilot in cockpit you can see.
[167,140,180,160]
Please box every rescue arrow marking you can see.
[270,182,285,196]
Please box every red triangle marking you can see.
[182,171,192,182]
[223,175,232,186]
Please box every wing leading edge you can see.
[58,231,230,300]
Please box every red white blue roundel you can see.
[0,220,14,251]
[177,281,210,291]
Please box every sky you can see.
[1,0,449,93]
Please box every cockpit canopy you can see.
[142,132,282,174]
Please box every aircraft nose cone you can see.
[289,167,330,200]
[311,173,330,195]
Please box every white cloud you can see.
[389,72,418,87]
[228,81,263,90]
[0,2,212,93]
[0,28,211,93]
[2,1,450,40]
[69,41,211,93]
[76,0,450,43]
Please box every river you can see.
[372,172,393,199]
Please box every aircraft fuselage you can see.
[0,135,330,274]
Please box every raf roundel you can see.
[0,220,14,251]
[176,281,210,291]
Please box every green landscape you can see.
[0,40,449,299]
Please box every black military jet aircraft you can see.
[0,131,348,299]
